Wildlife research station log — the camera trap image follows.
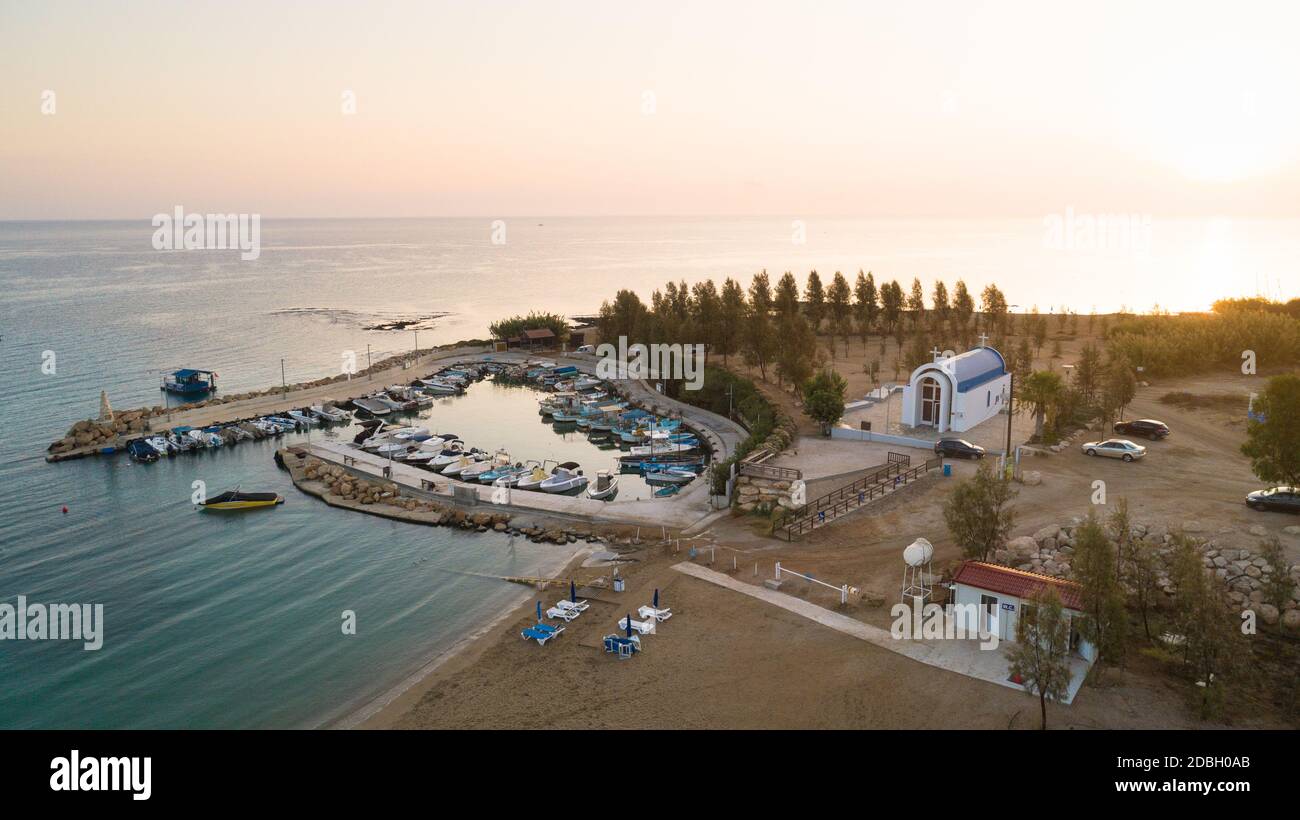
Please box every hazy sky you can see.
[3,0,1299,219]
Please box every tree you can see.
[1241,373,1300,486]
[774,314,817,388]
[952,280,975,330]
[852,267,873,348]
[1008,586,1072,730]
[596,291,650,343]
[742,272,775,380]
[1170,534,1247,718]
[804,270,826,333]
[880,280,904,333]
[908,277,926,328]
[932,280,950,323]
[1258,536,1296,612]
[1106,496,1132,580]
[1021,370,1064,438]
[1074,342,1102,405]
[717,277,746,364]
[981,283,1008,335]
[1072,516,1128,669]
[943,461,1018,561]
[690,279,720,362]
[1102,356,1137,422]
[1032,315,1048,355]
[802,368,848,433]
[1124,537,1161,640]
[775,272,801,319]
[1013,337,1034,399]
[827,272,853,356]
[855,270,878,344]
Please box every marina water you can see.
[1,217,1295,728]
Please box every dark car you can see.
[1113,418,1170,440]
[1246,487,1300,513]
[935,438,985,459]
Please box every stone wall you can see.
[735,475,797,513]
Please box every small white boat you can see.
[146,435,175,455]
[417,378,461,395]
[352,397,392,416]
[441,454,483,476]
[541,465,588,494]
[587,469,618,500]
[574,376,601,391]
[368,393,405,411]
[310,404,347,422]
[461,449,510,480]
[287,410,319,426]
[514,464,551,491]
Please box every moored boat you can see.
[199,490,284,511]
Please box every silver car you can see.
[1081,438,1146,462]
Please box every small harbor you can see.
[43,348,748,533]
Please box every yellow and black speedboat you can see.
[199,490,284,511]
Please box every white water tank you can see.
[903,538,934,567]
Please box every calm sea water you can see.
[1,216,1295,728]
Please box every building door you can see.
[981,594,998,636]
[920,377,942,426]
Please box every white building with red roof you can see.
[950,560,1098,663]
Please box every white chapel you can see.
[900,344,1011,434]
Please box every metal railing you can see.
[778,456,941,540]
[777,452,911,527]
[738,447,802,481]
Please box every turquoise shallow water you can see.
[1,216,1295,728]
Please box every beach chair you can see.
[638,605,673,623]
[521,625,562,646]
[546,606,581,622]
[617,616,656,636]
[602,634,639,659]
[555,599,589,613]
[531,622,565,638]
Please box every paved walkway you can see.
[672,563,1089,704]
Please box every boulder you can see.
[1282,609,1300,632]
[1007,536,1038,556]
[1182,520,1205,533]
[1033,524,1060,543]
[1248,524,1268,537]
[1258,604,1280,626]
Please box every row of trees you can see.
[487,312,571,343]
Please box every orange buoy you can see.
[61,505,69,514]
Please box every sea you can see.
[1,216,1295,728]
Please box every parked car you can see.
[1245,486,1300,513]
[935,438,985,459]
[1113,418,1170,440]
[1081,438,1146,461]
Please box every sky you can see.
[2,0,1299,219]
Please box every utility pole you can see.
[1005,373,1014,478]
[281,358,286,396]
[367,344,372,380]
[414,330,419,366]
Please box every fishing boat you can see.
[199,488,284,511]
[643,467,697,486]
[126,438,160,463]
[617,451,704,466]
[574,376,601,391]
[146,435,176,455]
[287,409,319,426]
[491,461,539,487]
[168,428,197,451]
[461,449,510,480]
[310,404,348,422]
[352,397,392,416]
[654,485,681,498]
[628,441,696,458]
[540,464,588,494]
[440,453,483,477]
[161,368,217,396]
[478,457,525,484]
[587,469,619,500]
[417,378,461,395]
[514,463,552,491]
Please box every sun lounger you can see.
[555,599,589,613]
[546,606,581,622]
[521,625,563,645]
[531,622,563,636]
[602,634,640,658]
[638,605,673,622]
[617,616,656,636]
